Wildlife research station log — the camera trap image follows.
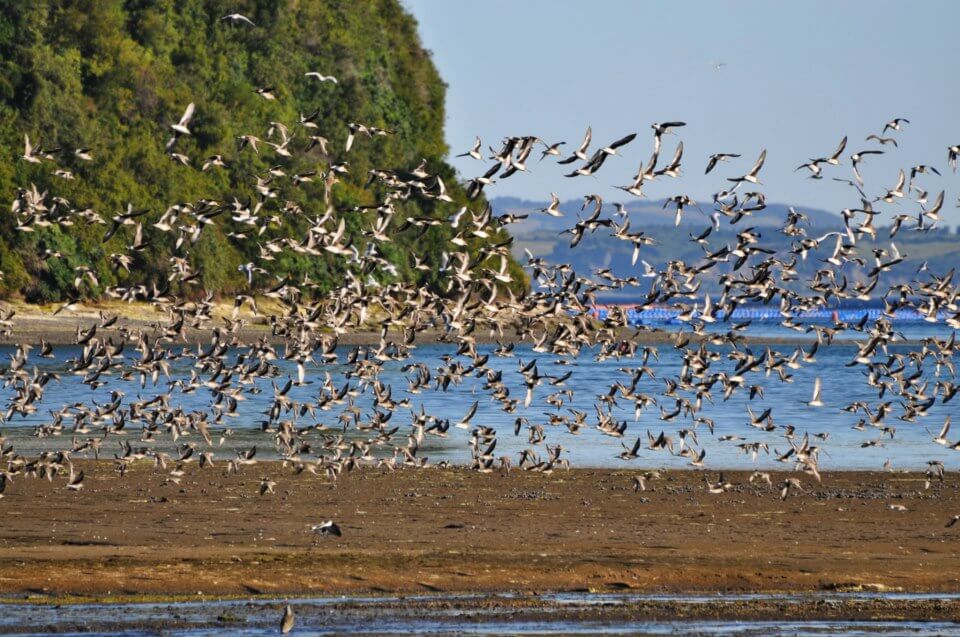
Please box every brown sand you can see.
[1,464,959,600]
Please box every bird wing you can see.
[607,132,637,150]
[577,126,592,153]
[667,141,683,167]
[831,136,847,160]
[748,149,767,176]
[461,400,478,423]
[179,102,195,128]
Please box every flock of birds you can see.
[3,13,960,543]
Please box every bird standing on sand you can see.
[311,520,342,539]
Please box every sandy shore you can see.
[0,302,882,347]
[1,464,959,602]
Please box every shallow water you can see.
[1,320,958,470]
[1,593,959,635]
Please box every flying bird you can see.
[221,13,256,26]
[704,153,740,174]
[305,72,338,83]
[170,102,195,136]
[456,136,483,160]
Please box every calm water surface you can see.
[1,321,957,470]
[1,593,959,635]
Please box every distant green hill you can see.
[0,0,521,301]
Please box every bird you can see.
[345,122,371,153]
[539,192,563,217]
[311,520,342,538]
[663,194,699,226]
[866,134,897,147]
[455,400,479,429]
[540,140,566,161]
[882,117,910,133]
[807,377,823,407]
[795,160,823,179]
[780,477,802,500]
[255,87,277,100]
[305,71,338,83]
[619,436,642,460]
[599,132,637,156]
[930,417,952,446]
[66,470,84,491]
[556,127,592,164]
[651,121,686,137]
[705,473,732,494]
[850,149,883,185]
[727,149,766,185]
[456,136,482,160]
[705,153,740,174]
[823,136,847,165]
[221,13,256,26]
[21,134,41,163]
[259,477,276,495]
[280,603,295,634]
[170,102,195,136]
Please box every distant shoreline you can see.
[0,302,931,347]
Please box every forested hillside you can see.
[0,0,520,301]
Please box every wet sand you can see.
[1,464,959,603]
[5,593,960,633]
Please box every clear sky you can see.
[403,0,960,223]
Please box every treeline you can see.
[0,0,522,301]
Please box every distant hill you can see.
[491,196,960,302]
[491,195,842,236]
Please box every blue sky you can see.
[403,1,960,222]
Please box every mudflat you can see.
[0,464,958,599]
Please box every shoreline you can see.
[0,302,937,347]
[2,592,960,630]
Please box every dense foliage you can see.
[0,0,521,301]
